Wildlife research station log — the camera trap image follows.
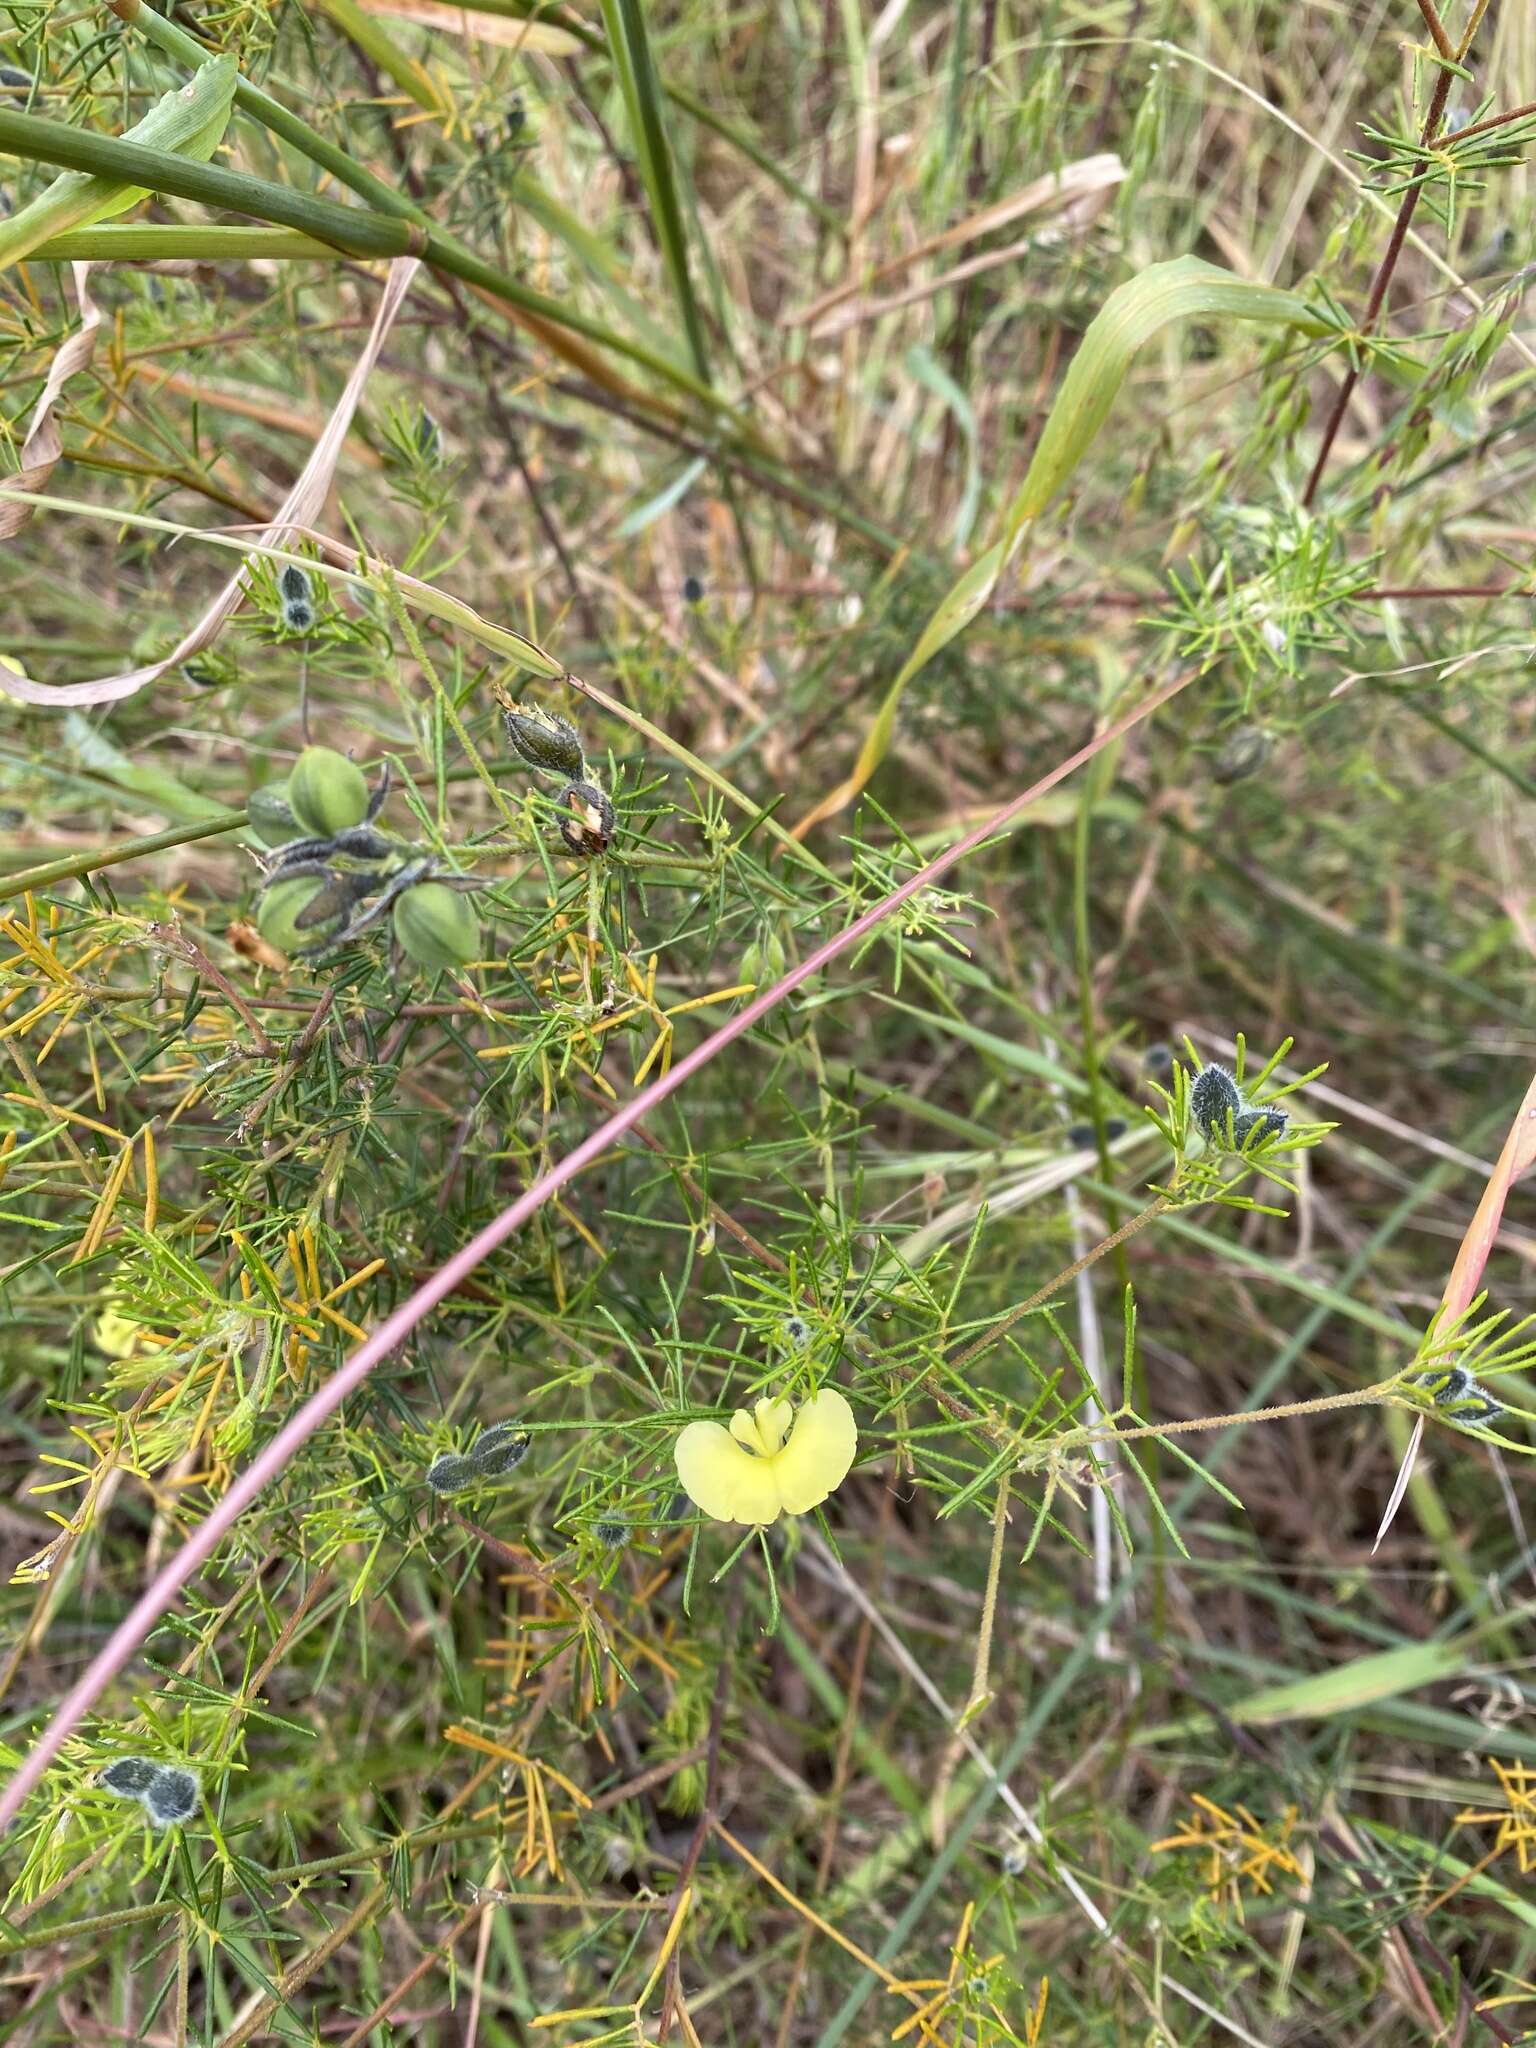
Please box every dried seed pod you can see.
[144,1766,199,1827]
[504,702,585,779]
[558,781,616,856]
[289,746,369,837]
[393,881,481,974]
[99,1756,160,1799]
[1190,1064,1242,1141]
[248,781,300,847]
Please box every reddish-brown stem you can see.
[1301,37,1465,507]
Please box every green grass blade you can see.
[797,257,1335,831]
[597,0,714,383]
[0,54,237,272]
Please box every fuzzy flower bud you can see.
[1212,724,1273,785]
[99,1756,160,1799]
[1233,1105,1289,1148]
[425,1451,476,1495]
[279,563,316,633]
[470,1421,530,1476]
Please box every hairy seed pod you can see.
[426,1451,476,1495]
[289,746,369,837]
[394,882,481,974]
[470,1421,530,1476]
[1417,1365,1471,1405]
[248,781,300,847]
[594,1517,628,1549]
[144,1766,199,1827]
[1212,725,1273,785]
[558,781,616,855]
[504,702,585,779]
[1233,1106,1288,1149]
[180,651,238,690]
[1453,1388,1506,1426]
[279,563,316,632]
[99,1756,160,1798]
[1190,1064,1242,1141]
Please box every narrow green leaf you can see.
[597,0,713,383]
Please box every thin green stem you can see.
[0,812,250,903]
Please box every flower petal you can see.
[772,1389,857,1515]
[674,1420,783,1524]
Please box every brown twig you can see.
[151,923,278,1058]
[1301,8,1480,506]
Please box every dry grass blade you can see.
[786,152,1126,333]
[355,0,584,49]
[0,258,420,707]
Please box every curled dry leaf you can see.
[0,263,101,542]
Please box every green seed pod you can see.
[1211,725,1273,785]
[257,874,349,956]
[739,929,786,989]
[393,881,481,974]
[248,781,299,847]
[504,702,585,779]
[289,746,369,837]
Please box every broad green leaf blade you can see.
[0,56,237,273]
[795,256,1333,834]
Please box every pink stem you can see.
[0,665,1193,1831]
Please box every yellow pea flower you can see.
[673,1389,856,1526]
[94,1304,145,1359]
